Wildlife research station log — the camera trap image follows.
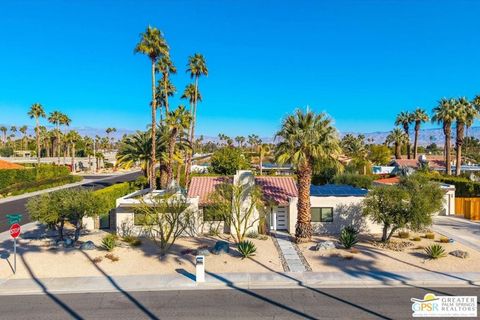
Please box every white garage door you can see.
[276,206,287,230]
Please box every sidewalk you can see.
[0,271,479,296]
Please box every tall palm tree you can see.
[66,130,81,170]
[0,126,7,145]
[48,111,62,161]
[156,55,177,115]
[9,126,17,149]
[411,108,429,159]
[165,105,192,187]
[28,103,46,164]
[395,111,413,159]
[59,113,71,163]
[18,125,28,150]
[275,109,340,242]
[432,98,457,175]
[185,53,208,187]
[235,136,245,148]
[386,128,407,159]
[258,143,271,175]
[341,134,369,174]
[134,26,169,189]
[155,77,176,122]
[453,97,478,176]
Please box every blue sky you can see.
[1,0,480,137]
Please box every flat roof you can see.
[310,184,368,197]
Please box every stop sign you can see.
[10,223,21,238]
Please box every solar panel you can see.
[310,184,368,197]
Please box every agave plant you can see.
[237,240,257,259]
[339,226,358,249]
[424,244,446,259]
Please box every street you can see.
[0,171,141,232]
[0,287,477,319]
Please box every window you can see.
[202,206,225,222]
[311,207,333,222]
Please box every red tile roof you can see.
[374,176,400,185]
[255,176,298,205]
[0,160,24,170]
[187,176,298,206]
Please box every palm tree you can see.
[59,113,71,164]
[275,109,340,242]
[134,26,169,189]
[156,55,177,115]
[155,77,176,122]
[411,108,429,159]
[258,143,271,175]
[386,128,407,159]
[341,134,369,174]
[48,111,62,161]
[165,105,192,187]
[453,98,478,176]
[235,136,245,148]
[9,126,17,149]
[395,111,413,159]
[185,53,208,187]
[466,95,480,156]
[66,130,81,170]
[28,103,46,164]
[432,98,457,175]
[248,134,260,152]
[19,125,28,150]
[0,126,7,145]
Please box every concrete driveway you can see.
[433,216,480,252]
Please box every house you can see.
[114,170,382,236]
[389,155,446,172]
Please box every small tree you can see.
[368,145,392,165]
[209,181,264,243]
[363,174,443,242]
[210,147,250,175]
[135,193,193,254]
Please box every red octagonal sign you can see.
[10,223,21,238]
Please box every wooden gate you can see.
[455,197,480,220]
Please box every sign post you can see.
[6,214,22,275]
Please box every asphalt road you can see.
[0,171,141,232]
[0,287,477,320]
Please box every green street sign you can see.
[6,214,22,225]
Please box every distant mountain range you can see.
[2,124,480,146]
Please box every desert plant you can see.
[398,231,410,239]
[246,231,259,239]
[439,236,450,243]
[93,256,103,263]
[258,235,269,240]
[101,234,117,251]
[412,236,421,241]
[122,235,142,247]
[237,240,257,259]
[424,244,447,259]
[339,226,358,249]
[425,233,435,240]
[105,253,119,262]
[349,248,360,254]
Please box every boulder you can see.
[64,238,74,248]
[212,241,229,255]
[315,241,336,251]
[450,250,469,259]
[80,241,95,250]
[197,248,211,256]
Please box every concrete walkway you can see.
[274,232,308,272]
[0,271,479,296]
[433,216,480,252]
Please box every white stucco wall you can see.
[288,196,383,235]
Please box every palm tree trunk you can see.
[445,124,452,175]
[259,152,263,175]
[164,74,169,114]
[295,163,313,243]
[166,131,177,186]
[57,127,61,164]
[150,59,157,189]
[455,122,464,176]
[413,123,420,159]
[404,125,411,159]
[71,144,75,172]
[36,118,41,164]
[185,77,199,188]
[395,143,401,159]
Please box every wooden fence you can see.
[455,197,480,220]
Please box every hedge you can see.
[0,175,83,196]
[94,182,136,215]
[332,173,375,189]
[0,164,70,190]
[427,175,480,197]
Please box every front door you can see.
[276,206,287,230]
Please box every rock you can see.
[315,241,336,251]
[64,238,74,248]
[56,240,65,248]
[450,250,469,259]
[211,241,229,255]
[80,241,95,250]
[197,248,210,256]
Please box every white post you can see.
[13,238,16,274]
[196,255,205,282]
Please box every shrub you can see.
[425,233,435,240]
[398,231,410,239]
[101,234,117,251]
[412,236,421,242]
[424,244,447,259]
[94,182,135,214]
[237,240,257,259]
[425,173,480,197]
[210,147,250,175]
[439,236,450,243]
[122,235,142,247]
[246,231,259,239]
[105,253,119,262]
[258,235,269,240]
[339,226,358,249]
[333,173,374,189]
[1,175,82,196]
[93,256,103,263]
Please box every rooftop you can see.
[310,184,368,197]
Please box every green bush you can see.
[333,173,374,189]
[424,244,446,259]
[237,240,257,259]
[398,231,410,239]
[246,231,259,239]
[425,232,435,240]
[101,234,117,251]
[425,173,480,197]
[339,226,359,249]
[122,235,142,247]
[94,182,135,215]
[412,236,421,241]
[0,175,82,196]
[210,147,250,175]
[0,164,71,190]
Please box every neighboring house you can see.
[389,155,446,172]
[371,165,395,175]
[373,177,456,216]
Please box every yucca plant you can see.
[425,244,447,259]
[339,226,358,249]
[101,234,117,252]
[237,240,257,259]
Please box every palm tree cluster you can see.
[389,95,480,175]
[134,26,207,189]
